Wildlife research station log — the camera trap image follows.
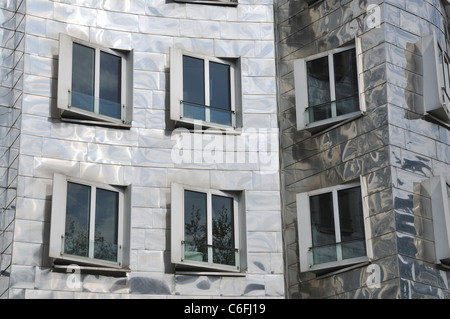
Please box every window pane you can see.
[209,61,231,110]
[72,43,95,112]
[307,57,330,107]
[184,190,207,262]
[65,182,91,258]
[334,49,359,116]
[210,61,232,126]
[212,195,235,266]
[337,186,366,259]
[306,56,331,123]
[100,52,122,119]
[309,192,336,264]
[94,188,119,262]
[183,56,205,106]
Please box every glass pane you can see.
[100,52,122,119]
[334,49,358,100]
[336,95,359,116]
[94,188,119,262]
[65,182,91,258]
[306,56,330,108]
[334,48,359,116]
[309,192,337,264]
[212,195,235,266]
[309,103,332,123]
[210,108,232,126]
[184,190,207,262]
[337,186,366,259]
[182,101,206,121]
[71,43,95,112]
[183,56,205,106]
[209,61,231,110]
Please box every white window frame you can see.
[57,33,134,127]
[429,175,450,265]
[296,176,372,273]
[170,48,242,130]
[171,183,247,273]
[294,40,365,133]
[422,33,450,125]
[49,173,131,269]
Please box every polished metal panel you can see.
[276,0,450,298]
[0,0,283,298]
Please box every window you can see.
[170,48,242,130]
[296,178,371,273]
[57,34,133,127]
[171,183,246,272]
[49,173,131,269]
[428,175,450,265]
[294,44,363,132]
[173,0,238,6]
[422,34,450,125]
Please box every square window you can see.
[294,44,363,133]
[296,178,371,273]
[57,34,134,127]
[171,183,246,272]
[49,173,131,269]
[422,34,450,125]
[170,48,242,130]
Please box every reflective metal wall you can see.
[0,0,284,298]
[0,0,24,298]
[276,0,450,298]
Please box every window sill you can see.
[302,111,362,134]
[306,256,370,277]
[175,270,246,277]
[174,117,239,133]
[52,263,130,277]
[60,107,131,129]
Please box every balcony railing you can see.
[181,101,236,128]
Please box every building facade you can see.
[0,0,284,298]
[277,0,450,298]
[1,0,450,300]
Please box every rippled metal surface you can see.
[0,0,284,298]
[276,0,450,298]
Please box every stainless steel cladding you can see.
[276,0,450,298]
[0,0,284,298]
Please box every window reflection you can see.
[64,182,120,263]
[305,48,359,124]
[337,187,366,259]
[65,182,91,258]
[182,55,234,127]
[306,56,331,122]
[94,188,119,262]
[100,52,122,120]
[309,186,366,266]
[184,190,207,262]
[71,43,95,112]
[212,195,235,266]
[309,192,336,264]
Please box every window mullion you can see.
[332,189,342,261]
[94,49,101,114]
[88,186,97,259]
[205,59,211,123]
[329,53,337,118]
[207,192,213,263]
